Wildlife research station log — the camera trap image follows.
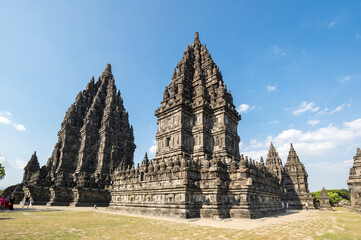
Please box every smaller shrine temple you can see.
[319,187,333,211]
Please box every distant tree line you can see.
[311,189,350,205]
[0,163,5,181]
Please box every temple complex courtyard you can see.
[1,206,360,239]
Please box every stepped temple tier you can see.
[5,64,136,206]
[348,148,361,213]
[6,33,315,218]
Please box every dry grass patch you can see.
[1,207,360,239]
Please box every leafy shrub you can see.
[311,189,350,206]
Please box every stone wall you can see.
[109,153,284,219]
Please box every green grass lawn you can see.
[1,207,360,240]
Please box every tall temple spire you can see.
[25,151,40,170]
[22,151,40,184]
[266,142,283,183]
[266,142,282,166]
[282,143,314,209]
[154,32,241,161]
[41,63,135,205]
[286,143,301,164]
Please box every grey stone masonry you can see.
[319,187,333,211]
[7,64,135,207]
[109,33,285,219]
[154,32,241,163]
[282,144,315,209]
[348,148,361,213]
[266,142,284,185]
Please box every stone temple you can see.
[108,33,314,218]
[6,32,314,218]
[318,187,333,211]
[5,65,135,206]
[348,148,361,213]
[281,144,315,209]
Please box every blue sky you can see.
[1,1,361,191]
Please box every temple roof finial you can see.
[194,32,200,44]
[105,63,111,72]
[101,63,112,77]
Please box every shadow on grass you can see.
[11,208,64,212]
[0,218,12,220]
[265,210,302,218]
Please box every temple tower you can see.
[348,148,361,212]
[265,142,283,185]
[22,152,40,185]
[282,144,314,209]
[154,32,241,162]
[15,64,135,206]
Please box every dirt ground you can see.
[2,205,360,239]
[39,205,317,230]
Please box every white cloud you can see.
[241,118,361,162]
[307,120,320,126]
[308,160,353,174]
[149,145,156,154]
[241,149,268,161]
[149,140,157,154]
[239,141,243,151]
[268,120,279,125]
[0,112,26,131]
[271,46,287,56]
[250,139,257,144]
[340,75,352,82]
[13,124,26,131]
[0,151,26,169]
[272,119,361,158]
[293,102,319,115]
[318,104,346,115]
[267,85,276,92]
[237,104,255,114]
[0,151,4,163]
[0,116,11,125]
[241,138,268,159]
[12,158,27,169]
[328,21,337,29]
[328,17,339,29]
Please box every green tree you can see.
[312,191,321,205]
[311,189,350,206]
[0,162,5,180]
[328,192,340,205]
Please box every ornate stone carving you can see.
[109,33,286,219]
[9,64,135,206]
[282,144,314,209]
[348,148,361,212]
